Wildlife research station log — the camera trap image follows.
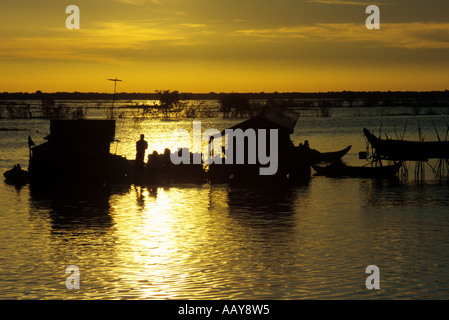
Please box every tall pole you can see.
[107,78,123,119]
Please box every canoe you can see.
[297,145,352,163]
[312,161,402,178]
[364,128,449,161]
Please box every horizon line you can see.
[2,90,449,95]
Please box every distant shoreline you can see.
[1,90,449,101]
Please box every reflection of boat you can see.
[312,161,402,178]
[297,145,351,164]
[364,128,449,161]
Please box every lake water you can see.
[1,102,449,299]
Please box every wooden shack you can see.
[208,103,310,184]
[29,120,116,186]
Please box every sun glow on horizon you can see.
[1,1,448,93]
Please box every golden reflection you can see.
[108,184,233,298]
[108,186,177,298]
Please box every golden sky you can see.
[1,0,448,93]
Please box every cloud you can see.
[236,22,449,49]
[2,15,448,69]
[179,23,208,28]
[0,20,196,63]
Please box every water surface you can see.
[1,104,449,299]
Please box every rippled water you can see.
[2,103,449,299]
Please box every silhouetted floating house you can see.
[29,120,119,186]
[208,103,311,184]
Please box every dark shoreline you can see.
[1,90,449,102]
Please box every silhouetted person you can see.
[304,140,310,149]
[161,148,172,167]
[28,135,35,158]
[148,151,159,167]
[136,134,148,169]
[146,151,161,181]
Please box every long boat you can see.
[297,145,351,164]
[364,128,449,161]
[312,161,402,178]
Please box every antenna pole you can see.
[107,78,123,119]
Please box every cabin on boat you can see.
[29,119,116,186]
[208,103,310,184]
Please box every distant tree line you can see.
[1,90,449,101]
[0,98,87,119]
[2,90,449,120]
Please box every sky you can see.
[1,0,449,93]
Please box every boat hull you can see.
[364,128,449,161]
[297,145,351,164]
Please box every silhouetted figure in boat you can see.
[146,150,160,181]
[147,151,160,167]
[297,140,310,151]
[136,134,148,170]
[162,148,172,166]
[296,140,312,164]
[163,148,174,170]
[304,140,310,149]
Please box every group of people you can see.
[135,134,204,173]
[297,140,310,151]
[136,134,173,170]
[135,134,207,182]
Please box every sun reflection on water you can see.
[102,181,320,299]
[107,185,232,298]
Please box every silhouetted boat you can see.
[312,161,402,178]
[364,128,449,161]
[3,164,29,185]
[297,145,351,164]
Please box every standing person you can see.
[136,134,148,169]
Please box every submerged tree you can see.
[41,99,87,119]
[219,93,251,118]
[318,100,332,117]
[156,90,180,118]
